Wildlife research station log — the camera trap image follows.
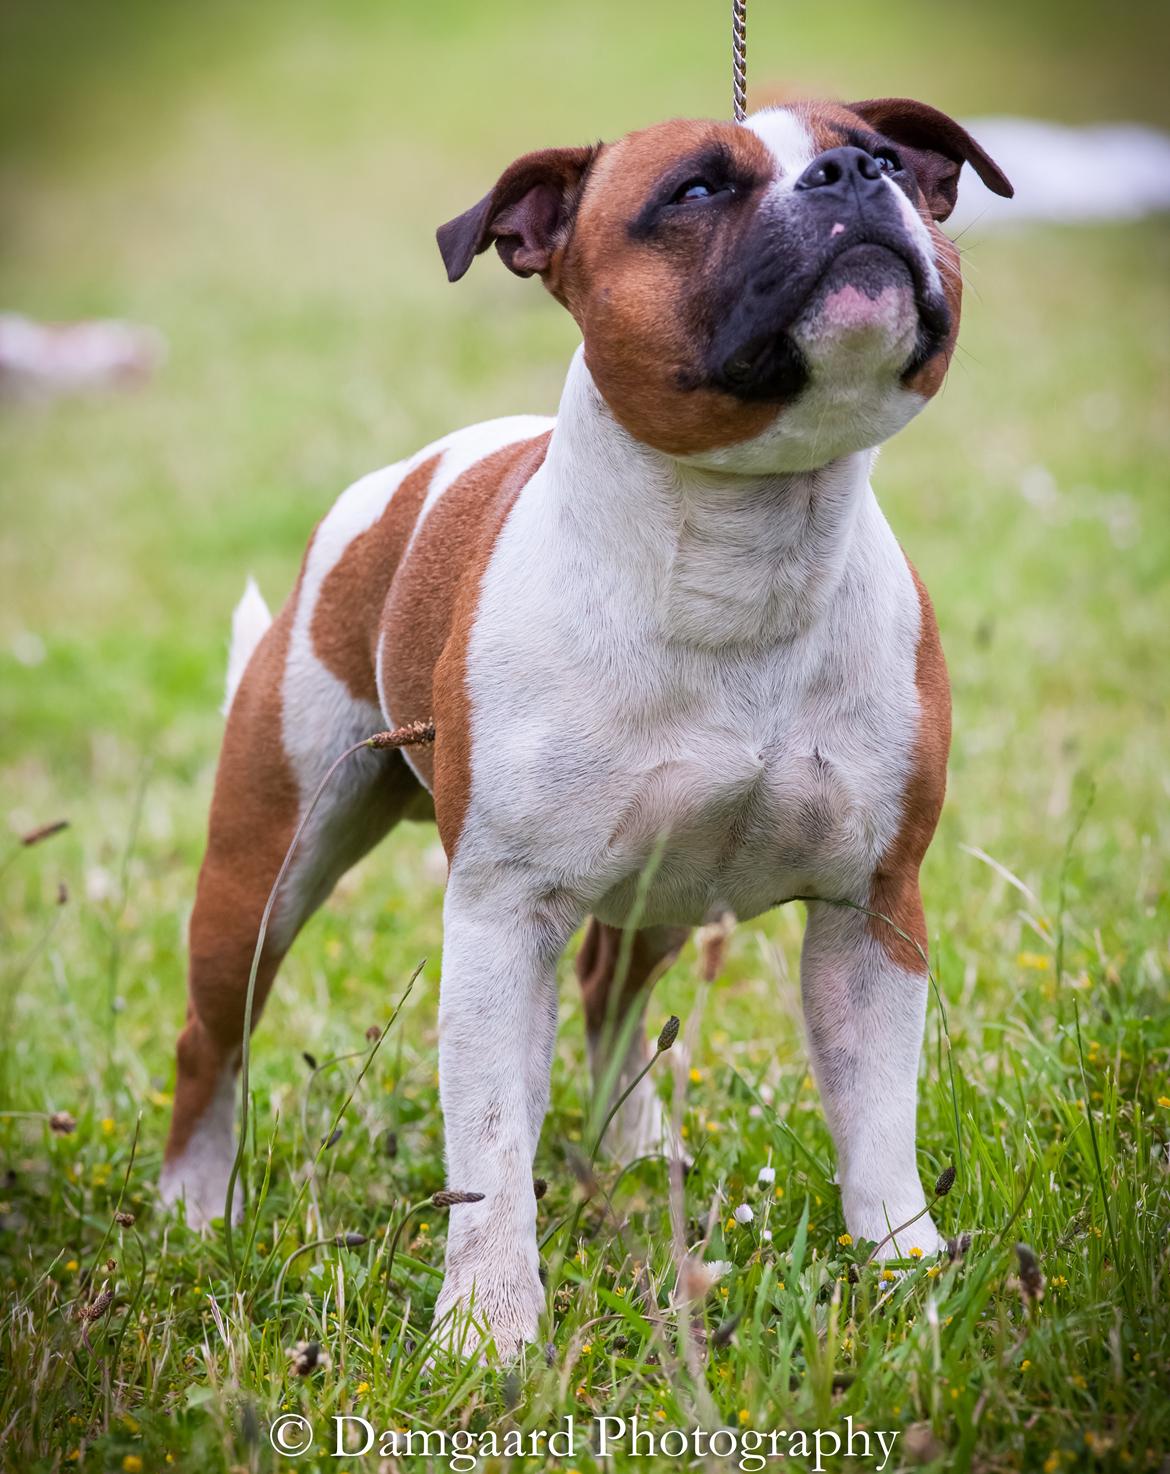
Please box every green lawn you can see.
[2,3,1169,1471]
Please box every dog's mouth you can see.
[714,236,950,401]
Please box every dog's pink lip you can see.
[808,281,915,336]
[793,243,918,339]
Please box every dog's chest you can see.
[460,455,923,928]
[583,650,911,926]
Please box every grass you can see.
[2,2,1170,1470]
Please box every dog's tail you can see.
[222,576,272,714]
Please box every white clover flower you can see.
[733,1203,754,1225]
[757,1165,776,1186]
[761,1229,773,1243]
[706,1259,735,1281]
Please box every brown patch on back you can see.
[311,455,439,703]
[867,562,951,971]
[564,120,782,456]
[378,431,553,855]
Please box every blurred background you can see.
[1,0,1168,1083]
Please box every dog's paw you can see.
[159,1154,242,1231]
[430,1262,544,1364]
[599,1080,690,1171]
[844,1191,943,1263]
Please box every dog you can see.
[160,96,1011,1357]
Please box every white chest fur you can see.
[457,351,923,928]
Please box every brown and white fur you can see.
[160,98,1011,1357]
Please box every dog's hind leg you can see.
[575,919,688,1164]
[161,592,423,1229]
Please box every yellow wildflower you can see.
[738,1409,750,1424]
[837,1233,853,1247]
[689,1068,703,1084]
[122,1458,143,1474]
[101,1118,115,1135]
[909,1246,923,1259]
[1017,952,1051,971]
[1156,1096,1170,1109]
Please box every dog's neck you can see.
[541,347,878,649]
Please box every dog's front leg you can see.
[800,895,942,1260]
[430,868,574,1361]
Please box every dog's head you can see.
[437,99,1011,472]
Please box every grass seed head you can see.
[367,720,436,749]
[1014,1242,1046,1304]
[533,1177,548,1200]
[288,1340,330,1375]
[76,1285,114,1322]
[946,1232,973,1262]
[676,1253,716,1304]
[713,1310,743,1346]
[656,1015,681,1052]
[934,1165,957,1198]
[20,818,69,847]
[431,1189,486,1208]
[49,1111,76,1135]
[113,1211,135,1227]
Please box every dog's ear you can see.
[846,98,1013,221]
[436,145,600,284]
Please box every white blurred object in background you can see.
[0,313,166,400]
[952,119,1170,234]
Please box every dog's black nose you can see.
[795,146,885,195]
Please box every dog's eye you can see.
[673,178,716,203]
[873,147,903,176]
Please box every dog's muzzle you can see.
[704,147,952,402]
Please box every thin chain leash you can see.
[731,0,748,123]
